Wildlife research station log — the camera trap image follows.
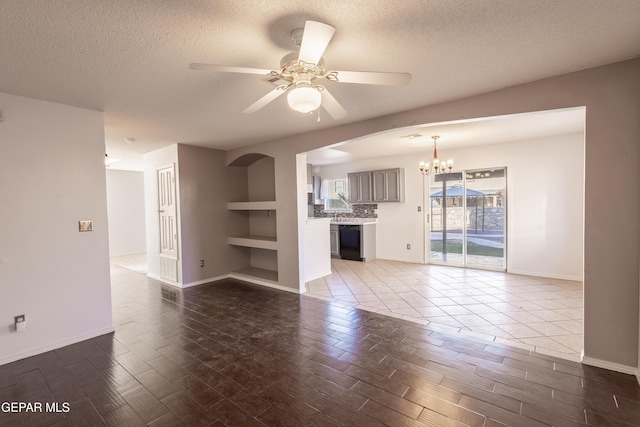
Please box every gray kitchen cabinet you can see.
[330,224,340,257]
[348,172,372,203]
[372,168,404,202]
[361,223,377,261]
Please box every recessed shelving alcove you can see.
[227,153,278,284]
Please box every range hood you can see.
[312,176,322,204]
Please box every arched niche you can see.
[229,153,275,202]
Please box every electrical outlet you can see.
[200,259,204,267]
[14,315,26,332]
[407,244,411,250]
[417,206,421,212]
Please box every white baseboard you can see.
[109,251,146,258]
[581,352,639,376]
[147,272,181,288]
[377,255,424,264]
[149,271,301,294]
[182,275,229,288]
[507,269,582,282]
[228,273,301,294]
[149,272,230,288]
[304,269,332,283]
[0,326,115,367]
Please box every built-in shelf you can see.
[230,267,278,283]
[228,235,277,250]
[226,154,279,286]
[227,201,277,210]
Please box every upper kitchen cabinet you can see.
[348,168,405,203]
[348,171,372,203]
[372,168,405,203]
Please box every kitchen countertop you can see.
[306,217,332,224]
[306,217,378,225]
[330,218,377,225]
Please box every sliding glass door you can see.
[429,172,464,266]
[428,168,506,269]
[464,169,506,269]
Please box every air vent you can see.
[401,133,422,140]
[263,76,287,86]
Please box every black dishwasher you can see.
[339,225,362,261]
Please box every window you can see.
[323,178,351,211]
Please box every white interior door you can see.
[157,165,178,281]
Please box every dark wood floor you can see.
[1,265,639,427]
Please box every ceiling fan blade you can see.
[320,89,347,119]
[243,87,286,113]
[189,63,272,75]
[331,70,411,86]
[298,21,336,65]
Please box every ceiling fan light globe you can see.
[287,86,321,113]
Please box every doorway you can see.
[105,169,148,273]
[428,168,506,270]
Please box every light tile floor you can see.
[110,252,147,274]
[305,258,583,362]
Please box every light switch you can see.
[79,220,93,232]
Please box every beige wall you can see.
[228,59,640,370]
[177,145,249,285]
[0,92,113,365]
[144,144,250,287]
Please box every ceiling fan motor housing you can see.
[280,53,325,76]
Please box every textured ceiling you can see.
[0,1,638,169]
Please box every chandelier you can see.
[419,136,453,175]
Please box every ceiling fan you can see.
[189,20,411,119]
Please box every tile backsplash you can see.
[314,203,378,218]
